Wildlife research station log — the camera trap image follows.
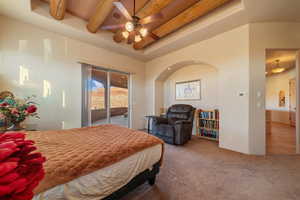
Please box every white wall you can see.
[163,64,218,110]
[266,69,296,125]
[249,22,300,154]
[0,16,146,130]
[145,25,250,154]
[266,68,296,111]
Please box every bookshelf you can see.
[196,109,219,141]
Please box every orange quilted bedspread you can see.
[26,125,164,194]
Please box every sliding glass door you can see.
[90,69,108,125]
[109,72,129,127]
[82,64,130,128]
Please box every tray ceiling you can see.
[1,0,300,61]
[42,0,233,50]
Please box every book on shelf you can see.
[199,110,219,120]
[199,120,219,129]
[199,129,218,139]
[197,109,219,141]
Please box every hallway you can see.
[266,122,296,155]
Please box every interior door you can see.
[289,78,296,127]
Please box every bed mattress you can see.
[26,125,164,194]
[33,144,162,200]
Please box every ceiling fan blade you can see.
[140,13,163,25]
[101,24,125,30]
[148,32,160,40]
[113,2,133,21]
[113,31,124,43]
[127,31,135,44]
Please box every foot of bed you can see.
[148,176,156,186]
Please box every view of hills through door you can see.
[109,72,129,127]
[89,68,130,128]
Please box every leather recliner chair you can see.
[151,104,195,145]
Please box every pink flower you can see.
[26,105,37,114]
[11,108,19,114]
[0,113,5,120]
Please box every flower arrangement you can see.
[0,132,46,200]
[0,96,39,131]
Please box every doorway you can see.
[82,64,130,128]
[265,50,298,154]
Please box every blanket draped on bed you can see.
[26,125,164,194]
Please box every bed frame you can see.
[103,162,161,200]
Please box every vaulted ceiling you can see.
[42,0,233,50]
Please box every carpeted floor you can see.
[122,137,300,200]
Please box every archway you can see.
[153,60,219,137]
[154,60,218,116]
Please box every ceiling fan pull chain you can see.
[133,0,135,16]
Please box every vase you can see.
[8,122,24,131]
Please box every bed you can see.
[25,124,164,200]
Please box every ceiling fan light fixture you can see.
[125,21,134,32]
[134,35,142,43]
[271,59,285,74]
[272,68,285,74]
[122,31,129,39]
[139,28,148,37]
[110,0,163,48]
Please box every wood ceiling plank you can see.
[134,0,233,49]
[137,0,174,19]
[87,0,116,33]
[50,0,68,20]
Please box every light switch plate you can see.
[239,92,246,97]
[257,91,262,98]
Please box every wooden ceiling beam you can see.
[134,0,233,50]
[136,0,174,19]
[87,0,116,33]
[50,0,67,20]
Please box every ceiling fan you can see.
[101,0,163,44]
